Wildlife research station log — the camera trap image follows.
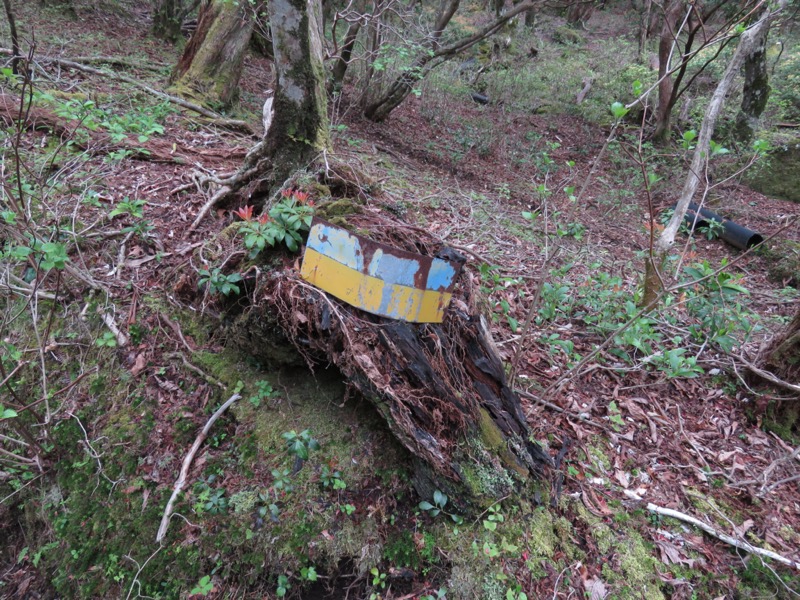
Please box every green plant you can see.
[607,401,626,430]
[300,566,318,581]
[419,490,463,524]
[109,197,146,219]
[420,588,448,600]
[271,468,293,492]
[95,331,118,348]
[276,574,290,597]
[238,189,315,256]
[341,503,356,516]
[505,584,528,600]
[194,478,227,514]
[248,380,276,408]
[370,567,387,598]
[282,429,320,460]
[190,575,214,596]
[320,465,346,490]
[198,268,243,296]
[482,503,504,531]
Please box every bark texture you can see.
[152,0,183,42]
[735,16,771,142]
[2,0,20,74]
[250,0,331,187]
[169,0,256,108]
[652,0,688,142]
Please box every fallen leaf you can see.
[655,539,696,567]
[583,577,608,600]
[131,353,147,376]
[615,470,630,488]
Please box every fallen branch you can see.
[647,502,800,570]
[156,393,241,543]
[100,310,129,347]
[576,76,593,104]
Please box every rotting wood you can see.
[259,213,551,506]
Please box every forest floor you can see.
[1,1,799,599]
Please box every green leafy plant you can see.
[198,268,243,296]
[1,404,19,419]
[271,468,293,492]
[190,575,214,596]
[370,567,387,598]
[420,588,448,600]
[419,490,463,524]
[95,331,118,348]
[300,566,318,582]
[320,465,346,490]
[109,197,146,219]
[282,429,320,460]
[482,504,504,531]
[341,503,356,516]
[238,189,315,257]
[276,574,290,597]
[248,380,276,408]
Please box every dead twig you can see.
[155,393,241,543]
[647,502,800,570]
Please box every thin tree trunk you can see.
[152,0,183,42]
[763,308,800,385]
[329,0,365,94]
[364,0,536,122]
[644,1,785,306]
[168,0,256,108]
[195,0,331,206]
[652,0,684,142]
[2,0,20,75]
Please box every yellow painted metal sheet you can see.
[299,219,462,323]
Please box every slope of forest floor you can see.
[1,2,799,599]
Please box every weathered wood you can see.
[261,214,551,508]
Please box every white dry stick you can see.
[155,393,241,543]
[647,503,800,570]
[100,310,129,347]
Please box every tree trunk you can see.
[168,0,256,108]
[201,0,331,203]
[258,214,552,508]
[643,1,785,305]
[2,0,20,75]
[328,0,365,94]
[735,15,771,143]
[152,0,183,42]
[652,0,684,142]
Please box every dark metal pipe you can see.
[677,202,764,250]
